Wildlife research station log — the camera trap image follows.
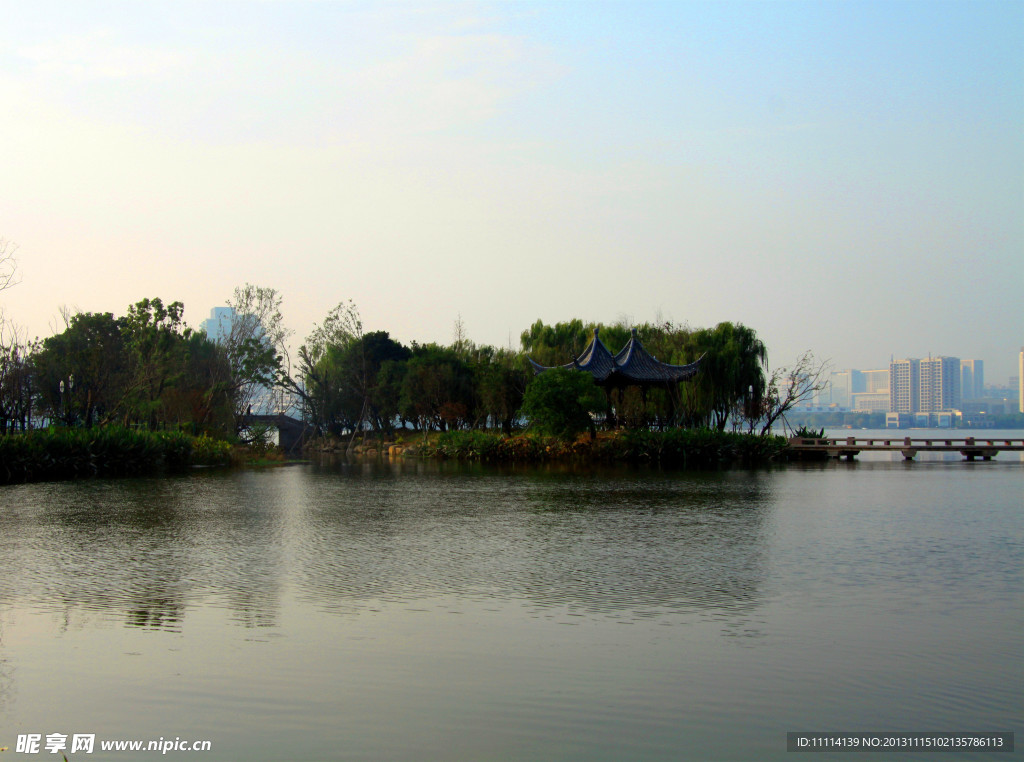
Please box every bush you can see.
[419,427,788,466]
[0,427,238,484]
[426,430,548,461]
[519,368,599,441]
[792,425,825,440]
[191,434,233,467]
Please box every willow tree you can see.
[682,322,767,431]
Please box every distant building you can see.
[960,359,984,400]
[886,410,960,428]
[889,356,960,414]
[862,369,890,395]
[824,369,865,408]
[889,359,920,414]
[1019,349,1023,413]
[885,411,914,428]
[200,306,282,417]
[850,392,890,412]
[201,307,236,343]
[919,356,960,412]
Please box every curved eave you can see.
[529,344,703,384]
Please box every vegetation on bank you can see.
[2,247,829,479]
[0,427,234,485]
[418,428,788,466]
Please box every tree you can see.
[0,238,18,293]
[520,319,590,367]
[399,344,475,433]
[120,298,192,428]
[290,300,363,437]
[748,351,831,436]
[474,347,528,434]
[171,331,235,434]
[520,367,599,441]
[218,285,292,432]
[32,311,129,427]
[0,319,32,432]
[683,322,768,430]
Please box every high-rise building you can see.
[825,369,864,408]
[889,359,920,413]
[201,306,236,343]
[862,369,890,394]
[1019,348,1023,414]
[920,356,960,412]
[889,356,961,413]
[960,359,984,400]
[200,306,281,416]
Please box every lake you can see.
[1,435,1021,760]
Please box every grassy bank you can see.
[418,428,788,466]
[0,427,234,485]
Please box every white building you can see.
[889,359,920,414]
[920,356,961,413]
[889,356,960,414]
[201,306,236,343]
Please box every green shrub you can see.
[793,425,826,440]
[519,368,599,441]
[0,426,240,484]
[417,427,787,466]
[191,434,233,467]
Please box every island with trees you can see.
[1,263,826,482]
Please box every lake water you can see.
[1,434,1021,760]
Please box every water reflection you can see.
[2,461,1019,761]
[0,473,290,631]
[1,463,775,630]
[294,461,773,620]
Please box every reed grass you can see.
[422,428,788,466]
[0,427,233,484]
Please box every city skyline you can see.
[1,1,1021,381]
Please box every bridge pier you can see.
[961,449,998,461]
[826,448,860,461]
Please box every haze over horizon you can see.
[1,1,1021,382]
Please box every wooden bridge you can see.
[786,436,1024,462]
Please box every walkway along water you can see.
[786,436,1024,461]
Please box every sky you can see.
[1,0,1021,383]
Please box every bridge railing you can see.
[788,436,1024,448]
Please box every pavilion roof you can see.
[528,328,701,386]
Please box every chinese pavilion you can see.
[528,328,702,425]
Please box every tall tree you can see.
[216,285,291,431]
[120,298,192,428]
[399,344,474,433]
[32,312,129,427]
[290,300,363,436]
[474,347,528,434]
[684,322,768,430]
[0,320,32,432]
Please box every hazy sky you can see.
[1,1,1021,382]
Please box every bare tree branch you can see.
[0,238,20,293]
[749,351,832,436]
